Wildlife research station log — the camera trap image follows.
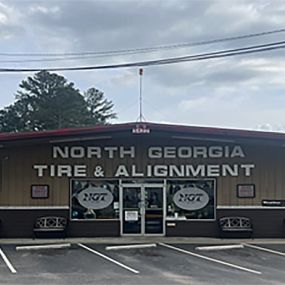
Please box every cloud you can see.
[256,123,285,132]
[0,2,24,40]
[1,0,285,131]
[178,97,208,111]
[28,4,60,15]
[110,70,137,87]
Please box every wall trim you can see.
[217,205,285,210]
[0,206,69,210]
[1,205,284,210]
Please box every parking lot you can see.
[0,240,285,284]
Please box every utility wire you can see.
[0,28,285,58]
[0,50,153,63]
[0,40,285,73]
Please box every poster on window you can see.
[125,211,138,221]
[70,179,119,220]
[166,179,216,220]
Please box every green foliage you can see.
[84,87,117,125]
[0,71,117,132]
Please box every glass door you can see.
[121,183,165,236]
[144,187,164,234]
[121,186,142,234]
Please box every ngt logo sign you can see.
[77,187,113,210]
[173,187,210,210]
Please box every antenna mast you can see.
[138,68,145,122]
[132,68,150,133]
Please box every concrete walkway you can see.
[0,237,284,245]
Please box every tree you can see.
[84,87,117,125]
[0,71,117,132]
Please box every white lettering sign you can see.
[33,145,255,177]
[53,146,135,159]
[113,164,254,177]
[33,165,87,177]
[148,145,245,159]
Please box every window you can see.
[166,179,215,220]
[0,156,8,192]
[70,179,119,220]
[0,159,2,192]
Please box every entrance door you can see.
[121,184,165,235]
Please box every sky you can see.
[1,0,285,131]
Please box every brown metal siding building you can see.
[0,122,284,238]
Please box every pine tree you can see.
[0,71,117,132]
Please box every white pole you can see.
[139,68,143,122]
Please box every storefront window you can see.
[166,179,215,220]
[0,159,2,192]
[70,179,119,220]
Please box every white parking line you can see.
[106,243,157,251]
[196,244,244,251]
[244,243,285,257]
[0,247,17,274]
[16,243,71,251]
[159,243,261,275]
[78,243,139,274]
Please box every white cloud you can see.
[0,11,7,24]
[178,97,208,111]
[28,5,60,15]
[1,0,285,131]
[0,2,24,39]
[110,70,137,87]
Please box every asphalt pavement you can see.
[0,238,284,285]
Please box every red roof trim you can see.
[0,122,285,142]
[0,123,134,142]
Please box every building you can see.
[0,122,284,238]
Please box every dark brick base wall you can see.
[0,209,119,238]
[166,209,285,238]
[0,209,69,238]
[0,209,284,238]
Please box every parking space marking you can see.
[244,243,285,257]
[196,244,244,251]
[16,243,71,251]
[159,243,261,275]
[78,243,140,274]
[0,247,17,274]
[106,243,157,251]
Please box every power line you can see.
[0,40,285,73]
[0,50,152,63]
[0,28,285,59]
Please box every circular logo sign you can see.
[77,186,114,210]
[173,187,209,210]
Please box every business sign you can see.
[173,187,210,210]
[262,200,285,207]
[77,186,113,209]
[33,144,255,178]
[132,123,151,134]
